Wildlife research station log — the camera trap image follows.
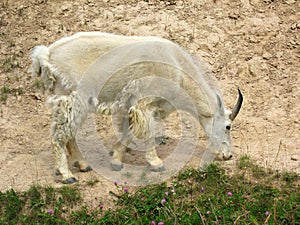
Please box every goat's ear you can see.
[216,93,225,116]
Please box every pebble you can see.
[207,33,220,47]
[60,2,72,11]
[137,1,148,8]
[102,10,114,20]
[262,52,272,60]
[285,0,296,4]
[176,1,183,6]
[291,156,298,161]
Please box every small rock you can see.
[249,17,264,27]
[103,10,114,20]
[250,0,260,5]
[176,1,184,6]
[207,33,220,47]
[291,156,298,161]
[137,1,148,8]
[228,11,240,20]
[61,2,72,11]
[247,57,269,76]
[285,0,295,4]
[291,23,299,30]
[185,124,191,129]
[34,93,42,100]
[262,52,272,60]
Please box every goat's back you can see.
[48,32,170,90]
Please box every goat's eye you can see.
[226,125,231,130]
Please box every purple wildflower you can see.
[124,187,129,192]
[165,192,169,196]
[151,221,156,225]
[48,209,54,214]
[114,181,118,186]
[158,222,164,225]
[265,211,270,216]
[99,204,104,209]
[206,210,211,215]
[161,198,167,204]
[200,187,205,192]
[227,192,233,196]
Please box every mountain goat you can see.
[31,32,243,183]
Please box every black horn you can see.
[229,88,243,121]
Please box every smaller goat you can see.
[31,32,243,183]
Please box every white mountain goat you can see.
[31,32,243,183]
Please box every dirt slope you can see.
[0,0,299,205]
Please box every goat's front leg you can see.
[111,136,132,171]
[110,115,132,171]
[66,138,92,172]
[145,138,165,172]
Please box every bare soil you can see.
[0,0,299,207]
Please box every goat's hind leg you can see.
[52,140,77,184]
[51,95,77,184]
[66,138,92,172]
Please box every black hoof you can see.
[80,165,92,172]
[62,177,77,184]
[150,165,166,172]
[111,160,124,171]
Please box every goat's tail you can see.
[30,45,56,93]
[31,45,49,76]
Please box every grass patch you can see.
[0,86,10,102]
[282,171,298,183]
[239,155,268,178]
[0,85,23,102]
[86,177,100,187]
[2,54,20,72]
[34,79,43,89]
[0,161,299,224]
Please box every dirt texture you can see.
[0,0,299,207]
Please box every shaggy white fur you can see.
[31,32,242,183]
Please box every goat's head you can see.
[204,89,243,161]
